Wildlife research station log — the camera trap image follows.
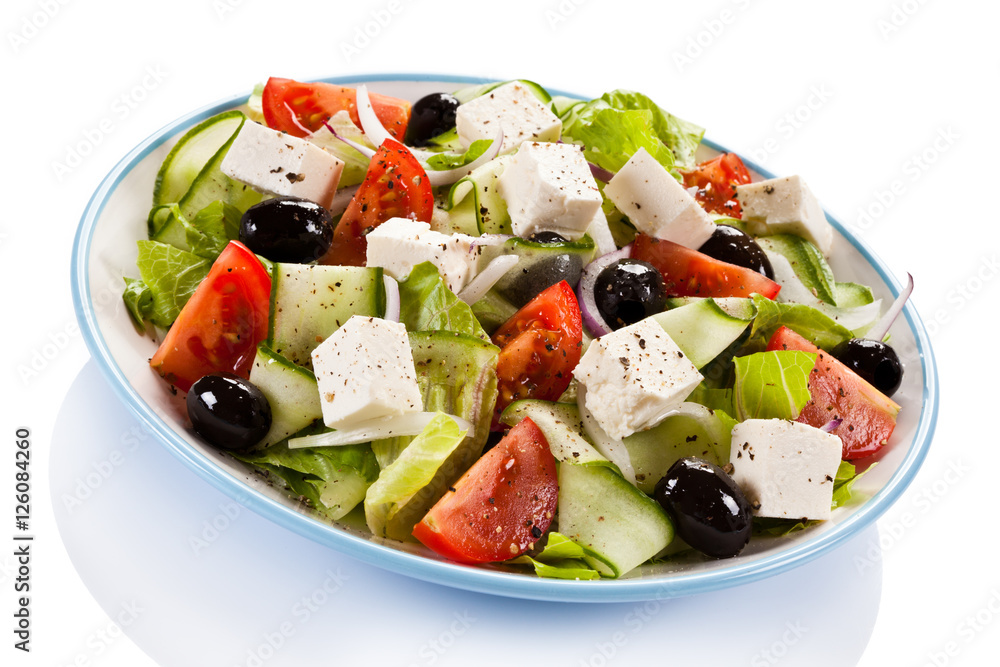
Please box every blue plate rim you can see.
[71,72,939,603]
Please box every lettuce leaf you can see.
[733,350,817,421]
[185,200,242,258]
[232,426,380,521]
[563,90,704,172]
[425,140,492,171]
[749,294,854,351]
[364,413,467,538]
[509,533,603,580]
[134,240,211,327]
[397,261,489,340]
[122,277,153,328]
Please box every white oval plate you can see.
[71,74,938,602]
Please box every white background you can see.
[2,0,997,665]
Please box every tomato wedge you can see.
[632,233,781,299]
[261,77,411,141]
[491,281,583,426]
[767,326,900,460]
[412,417,558,563]
[681,152,752,218]
[319,138,433,267]
[149,241,271,392]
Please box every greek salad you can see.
[121,76,911,579]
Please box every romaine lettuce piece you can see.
[396,262,489,340]
[364,413,467,538]
[733,350,817,421]
[133,240,211,327]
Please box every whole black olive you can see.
[594,259,667,329]
[239,197,334,264]
[698,225,774,279]
[527,231,569,244]
[832,338,903,397]
[405,92,460,147]
[187,373,272,452]
[654,457,752,559]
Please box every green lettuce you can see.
[733,350,817,421]
[133,240,211,327]
[396,261,489,340]
[184,200,242,258]
[232,428,380,521]
[749,294,854,351]
[122,277,153,328]
[510,533,603,580]
[364,414,468,538]
[425,140,492,171]
[563,89,704,172]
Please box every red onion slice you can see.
[577,244,633,338]
[457,255,519,305]
[383,275,400,323]
[866,273,914,342]
[820,418,843,433]
[588,161,615,183]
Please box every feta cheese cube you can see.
[455,82,562,154]
[311,316,422,428]
[603,148,716,249]
[365,218,477,293]
[498,141,603,241]
[728,419,843,521]
[221,121,344,209]
[736,175,833,255]
[573,319,703,440]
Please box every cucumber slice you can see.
[833,282,875,308]
[452,79,553,104]
[267,264,386,369]
[470,289,517,334]
[757,235,837,305]
[249,344,322,448]
[652,298,752,368]
[445,154,513,236]
[623,402,733,495]
[557,463,674,578]
[500,400,612,469]
[153,111,246,208]
[149,111,264,236]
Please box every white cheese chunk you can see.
[311,316,422,429]
[498,141,603,241]
[736,175,833,256]
[603,148,716,249]
[728,419,843,521]
[455,82,562,154]
[572,319,703,440]
[365,218,477,293]
[221,121,344,209]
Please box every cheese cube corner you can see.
[736,175,833,255]
[455,82,562,154]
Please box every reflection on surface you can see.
[52,361,884,667]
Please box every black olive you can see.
[527,231,569,244]
[405,92,459,147]
[654,457,752,559]
[593,259,667,330]
[698,225,774,279]
[831,338,903,397]
[239,197,334,264]
[187,373,271,452]
[496,254,585,308]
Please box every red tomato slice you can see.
[319,138,433,267]
[632,233,781,299]
[261,77,411,141]
[681,153,752,218]
[767,326,900,460]
[491,281,583,426]
[149,241,271,392]
[412,417,558,563]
